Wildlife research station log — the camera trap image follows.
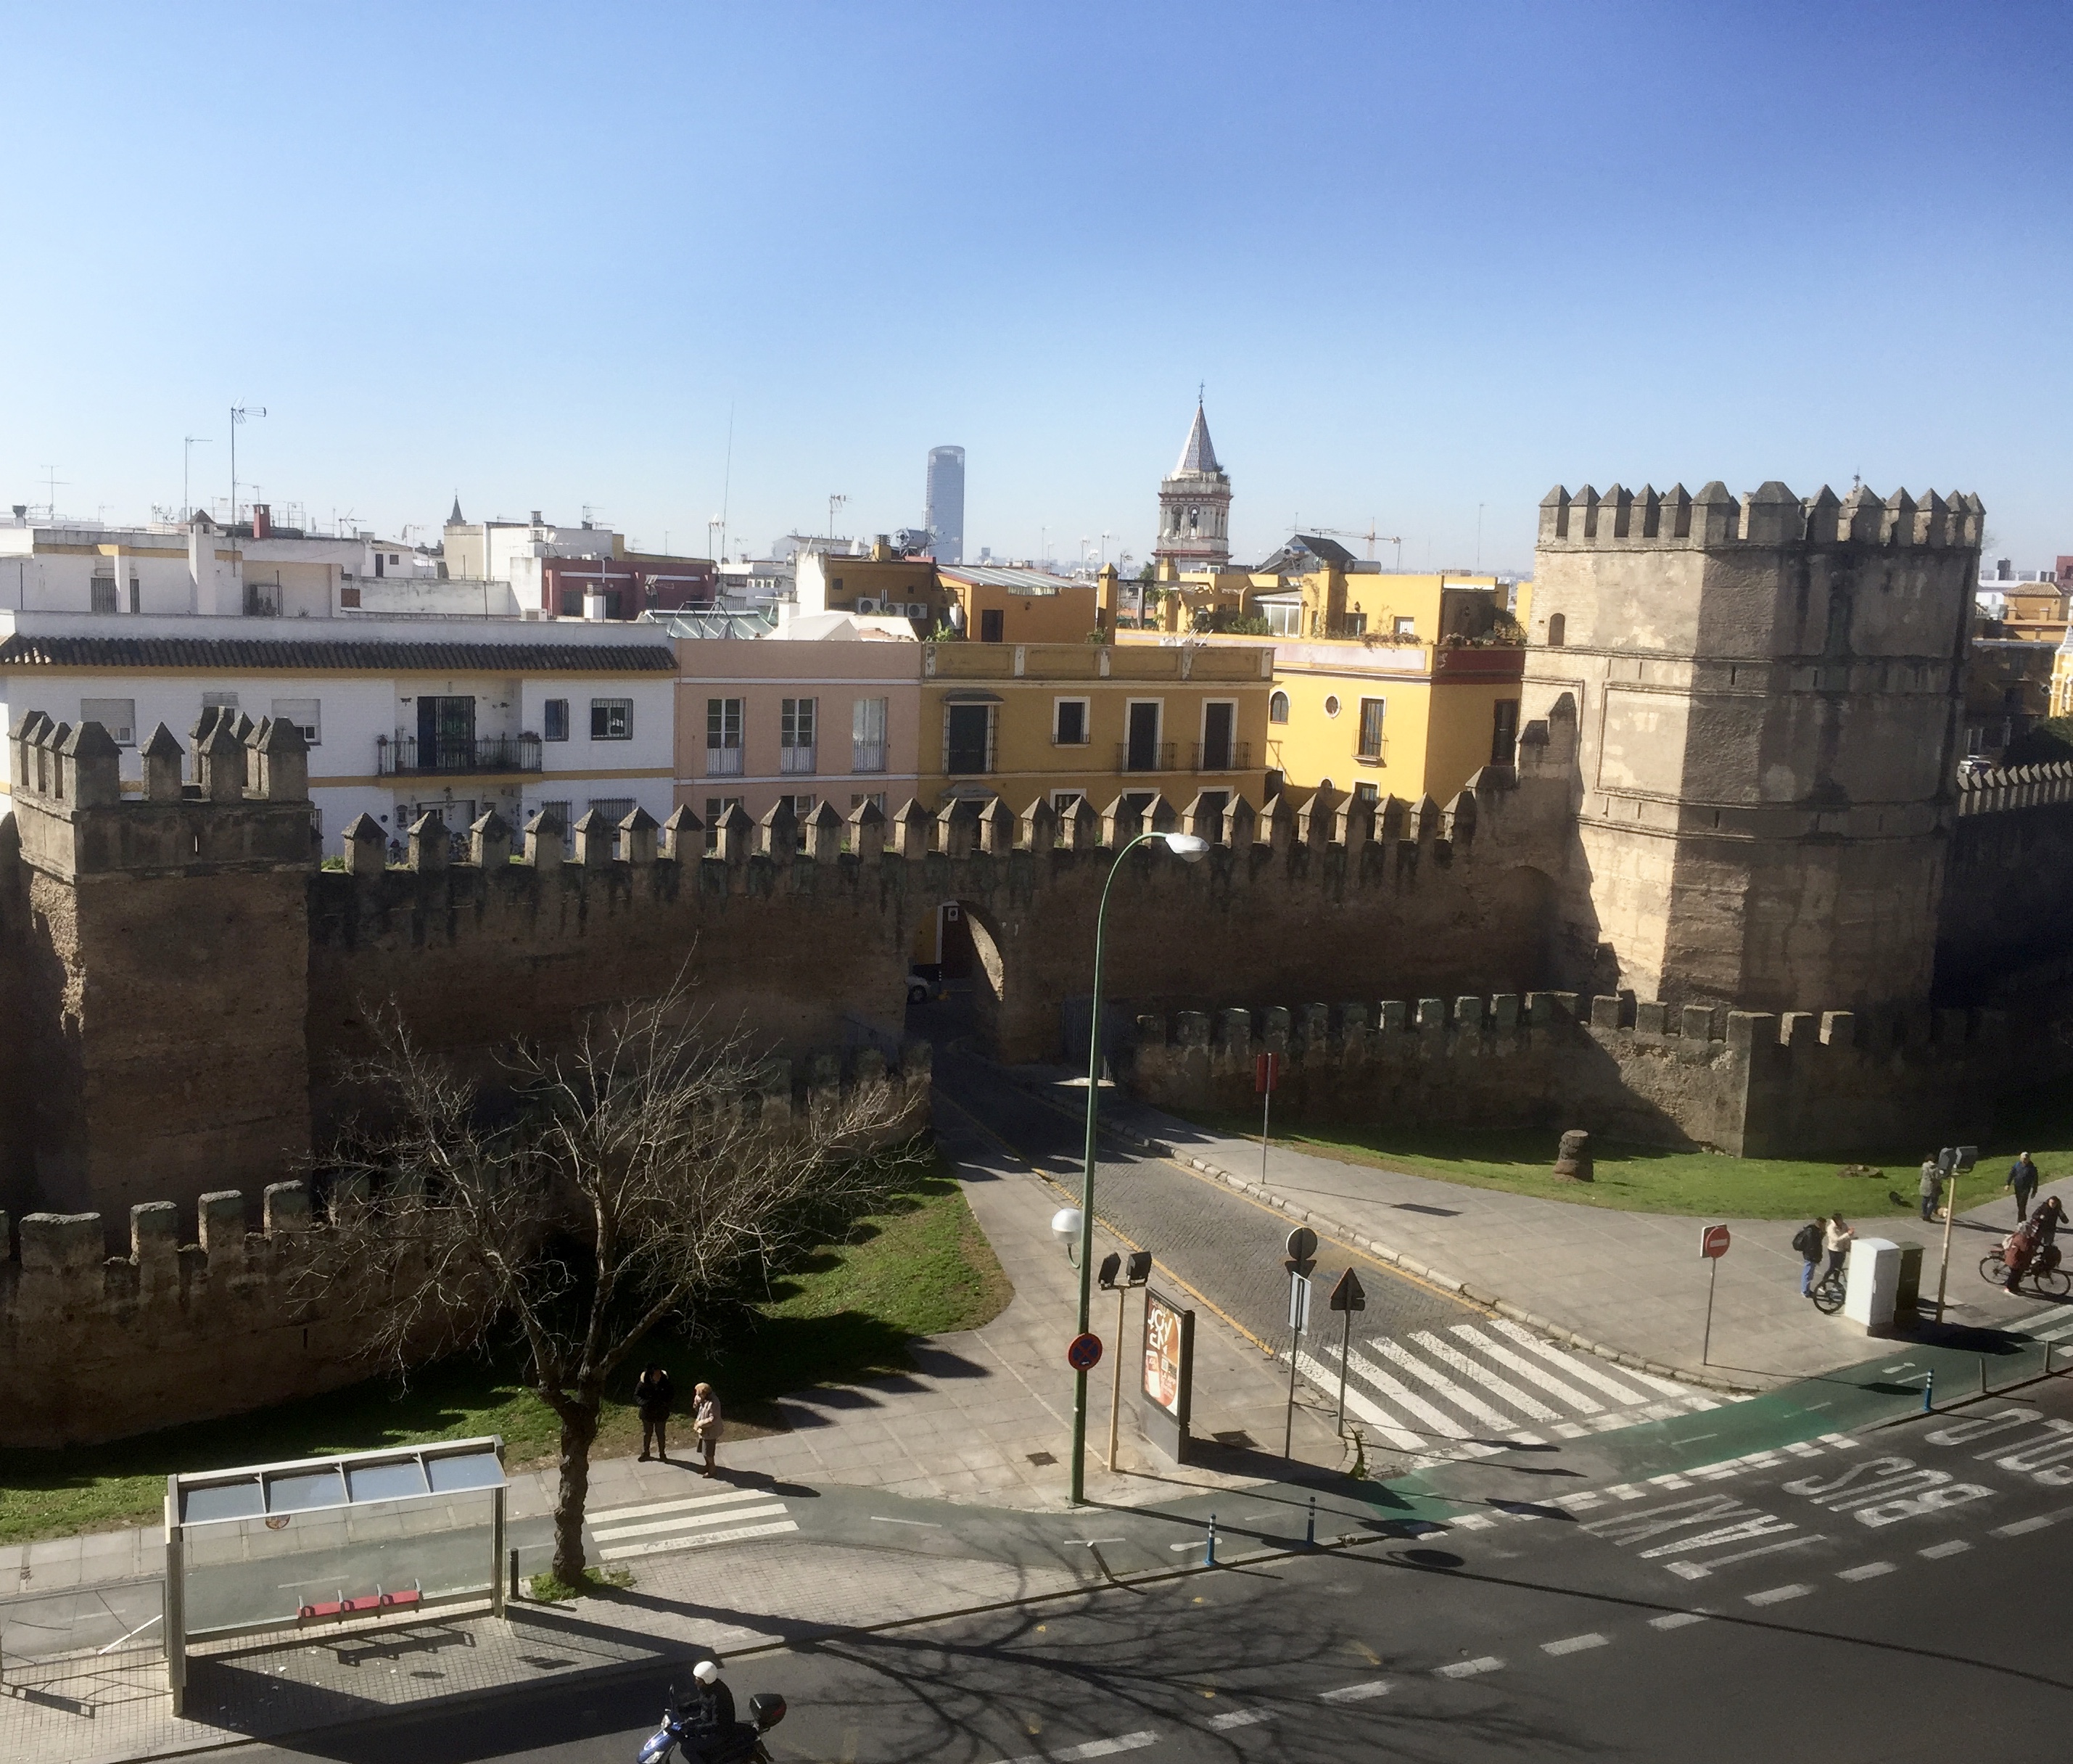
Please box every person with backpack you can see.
[1793,1218,1824,1296]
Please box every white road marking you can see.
[1658,1533,1824,1576]
[1541,1633,1609,1656]
[1319,1680,1391,1702]
[1648,1612,1709,1629]
[590,1488,776,1524]
[1374,1338,1531,1435]
[1295,1347,1438,1455]
[1208,1709,1273,1731]
[1446,1324,1605,1411]
[870,1516,941,1528]
[1746,1583,1814,1606]
[1435,1656,1504,1679]
[1666,1562,1710,1580]
[1604,1483,1647,1501]
[1648,1474,1692,1489]
[599,1518,798,1559]
[1451,1514,1495,1530]
[1919,1540,1971,1559]
[1991,1512,2068,1537]
[1327,1342,1507,1447]
[1485,1319,1653,1405]
[1002,1732,1161,1763]
[593,1501,788,1542]
[1784,1441,1823,1458]
[1838,1562,1896,1581]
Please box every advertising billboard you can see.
[1139,1287,1194,1463]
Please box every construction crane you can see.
[1304,523,1404,571]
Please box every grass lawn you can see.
[1187,1084,2073,1224]
[0,1159,1011,1547]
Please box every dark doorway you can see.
[946,704,992,774]
[416,696,476,770]
[1202,701,1234,770]
[979,607,1005,643]
[1126,702,1160,771]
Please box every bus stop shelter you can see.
[165,1437,506,1716]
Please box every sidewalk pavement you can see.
[1008,1066,2073,1390]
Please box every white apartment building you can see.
[0,611,676,848]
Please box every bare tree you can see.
[313,984,920,1584]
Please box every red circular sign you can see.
[1701,1224,1731,1260]
[1066,1332,1104,1372]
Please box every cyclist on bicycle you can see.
[1823,1215,1855,1290]
[2004,1196,2066,1287]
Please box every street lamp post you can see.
[1071,828,1210,1504]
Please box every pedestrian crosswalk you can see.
[592,1485,799,1562]
[1293,1316,1720,1467]
[2017,1310,2073,1343]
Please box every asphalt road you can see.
[230,1375,2073,1764]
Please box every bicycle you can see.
[1979,1241,2071,1299]
[1810,1257,1849,1314]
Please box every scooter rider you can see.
[685,1659,739,1759]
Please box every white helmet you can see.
[692,1659,721,1686]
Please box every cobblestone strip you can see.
[1006,1073,1762,1398]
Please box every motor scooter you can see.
[637,1676,786,1764]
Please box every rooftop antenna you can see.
[183,437,213,522]
[828,492,846,540]
[720,402,734,564]
[229,403,266,530]
[38,464,67,522]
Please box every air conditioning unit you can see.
[907,603,928,618]
[855,598,879,614]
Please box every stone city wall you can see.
[1126,992,2000,1159]
[0,1042,933,1447]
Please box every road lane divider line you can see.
[1745,1583,1814,1606]
[1647,1612,1709,1630]
[998,1731,1162,1763]
[1919,1540,1971,1559]
[1541,1633,1609,1655]
[1208,1709,1274,1730]
[1837,1562,1896,1580]
[1435,1657,1504,1679]
[1319,1680,1392,1702]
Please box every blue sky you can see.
[2,1,2066,572]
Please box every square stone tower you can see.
[1519,479,1979,1014]
[7,708,316,1232]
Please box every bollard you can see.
[1923,1369,1935,1413]
[1206,1512,1218,1567]
[1306,1495,1317,1548]
[509,1548,522,1602]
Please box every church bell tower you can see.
[1154,398,1232,570]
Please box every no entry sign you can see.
[1256,1052,1280,1094]
[1700,1223,1731,1260]
[1067,1332,1103,1372]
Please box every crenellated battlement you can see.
[1536,480,1985,552]
[1126,990,2001,1159]
[0,1041,933,1447]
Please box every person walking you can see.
[636,1363,675,1463]
[1823,1215,1855,1292]
[693,1381,723,1477]
[2008,1153,2040,1224]
[1792,1217,1825,1298]
[1919,1155,1942,1223]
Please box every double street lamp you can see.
[1064,827,1210,1504]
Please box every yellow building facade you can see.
[917,638,1272,817]
[939,565,1097,645]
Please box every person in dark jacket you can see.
[637,1364,675,1462]
[2008,1153,2041,1224]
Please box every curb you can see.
[1004,1071,1763,1398]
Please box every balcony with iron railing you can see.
[1117,741,1178,773]
[706,743,744,777]
[375,733,543,777]
[780,743,817,775]
[1190,741,1251,772]
[852,741,886,773]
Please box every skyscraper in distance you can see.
[926,445,965,564]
